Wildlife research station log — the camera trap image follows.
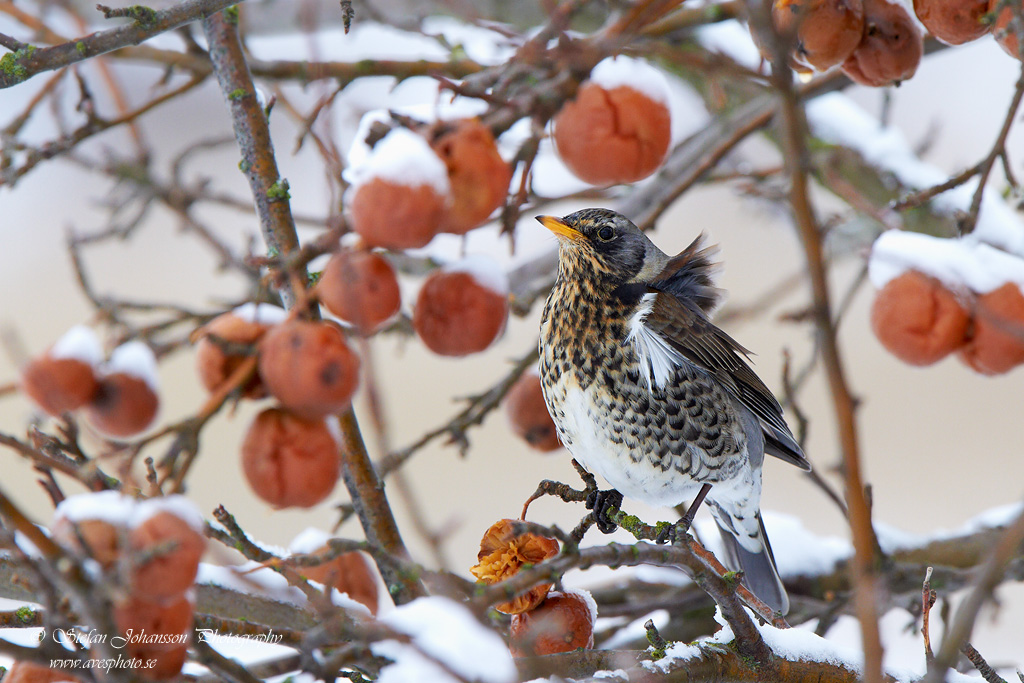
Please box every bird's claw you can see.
[586,488,623,534]
[655,518,693,545]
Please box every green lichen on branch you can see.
[611,508,669,542]
[731,642,764,672]
[224,5,240,24]
[228,88,247,101]
[75,41,87,56]
[130,5,158,27]
[238,159,252,173]
[721,570,742,588]
[645,619,670,660]
[0,45,36,84]
[14,605,36,624]
[96,4,159,28]
[266,179,291,201]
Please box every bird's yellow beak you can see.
[536,215,585,242]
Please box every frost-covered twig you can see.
[891,60,1024,233]
[890,161,986,212]
[207,505,326,607]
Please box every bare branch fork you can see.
[927,503,1024,682]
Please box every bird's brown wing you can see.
[644,291,811,471]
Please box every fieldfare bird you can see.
[537,208,810,615]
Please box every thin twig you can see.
[961,642,1010,683]
[922,566,937,665]
[961,60,1024,234]
[929,502,1024,681]
[378,345,540,476]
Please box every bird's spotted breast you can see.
[539,276,749,508]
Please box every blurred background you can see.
[2,0,1023,671]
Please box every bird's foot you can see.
[656,520,688,545]
[656,513,698,545]
[585,488,623,534]
[658,483,712,545]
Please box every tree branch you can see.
[0,0,241,89]
[201,7,424,604]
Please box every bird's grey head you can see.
[536,208,668,286]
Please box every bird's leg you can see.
[680,483,712,530]
[657,483,712,545]
[585,488,623,534]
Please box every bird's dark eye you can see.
[597,226,615,241]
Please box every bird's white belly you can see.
[559,386,707,507]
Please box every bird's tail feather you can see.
[715,512,789,615]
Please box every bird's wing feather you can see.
[643,291,810,471]
[650,234,726,314]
